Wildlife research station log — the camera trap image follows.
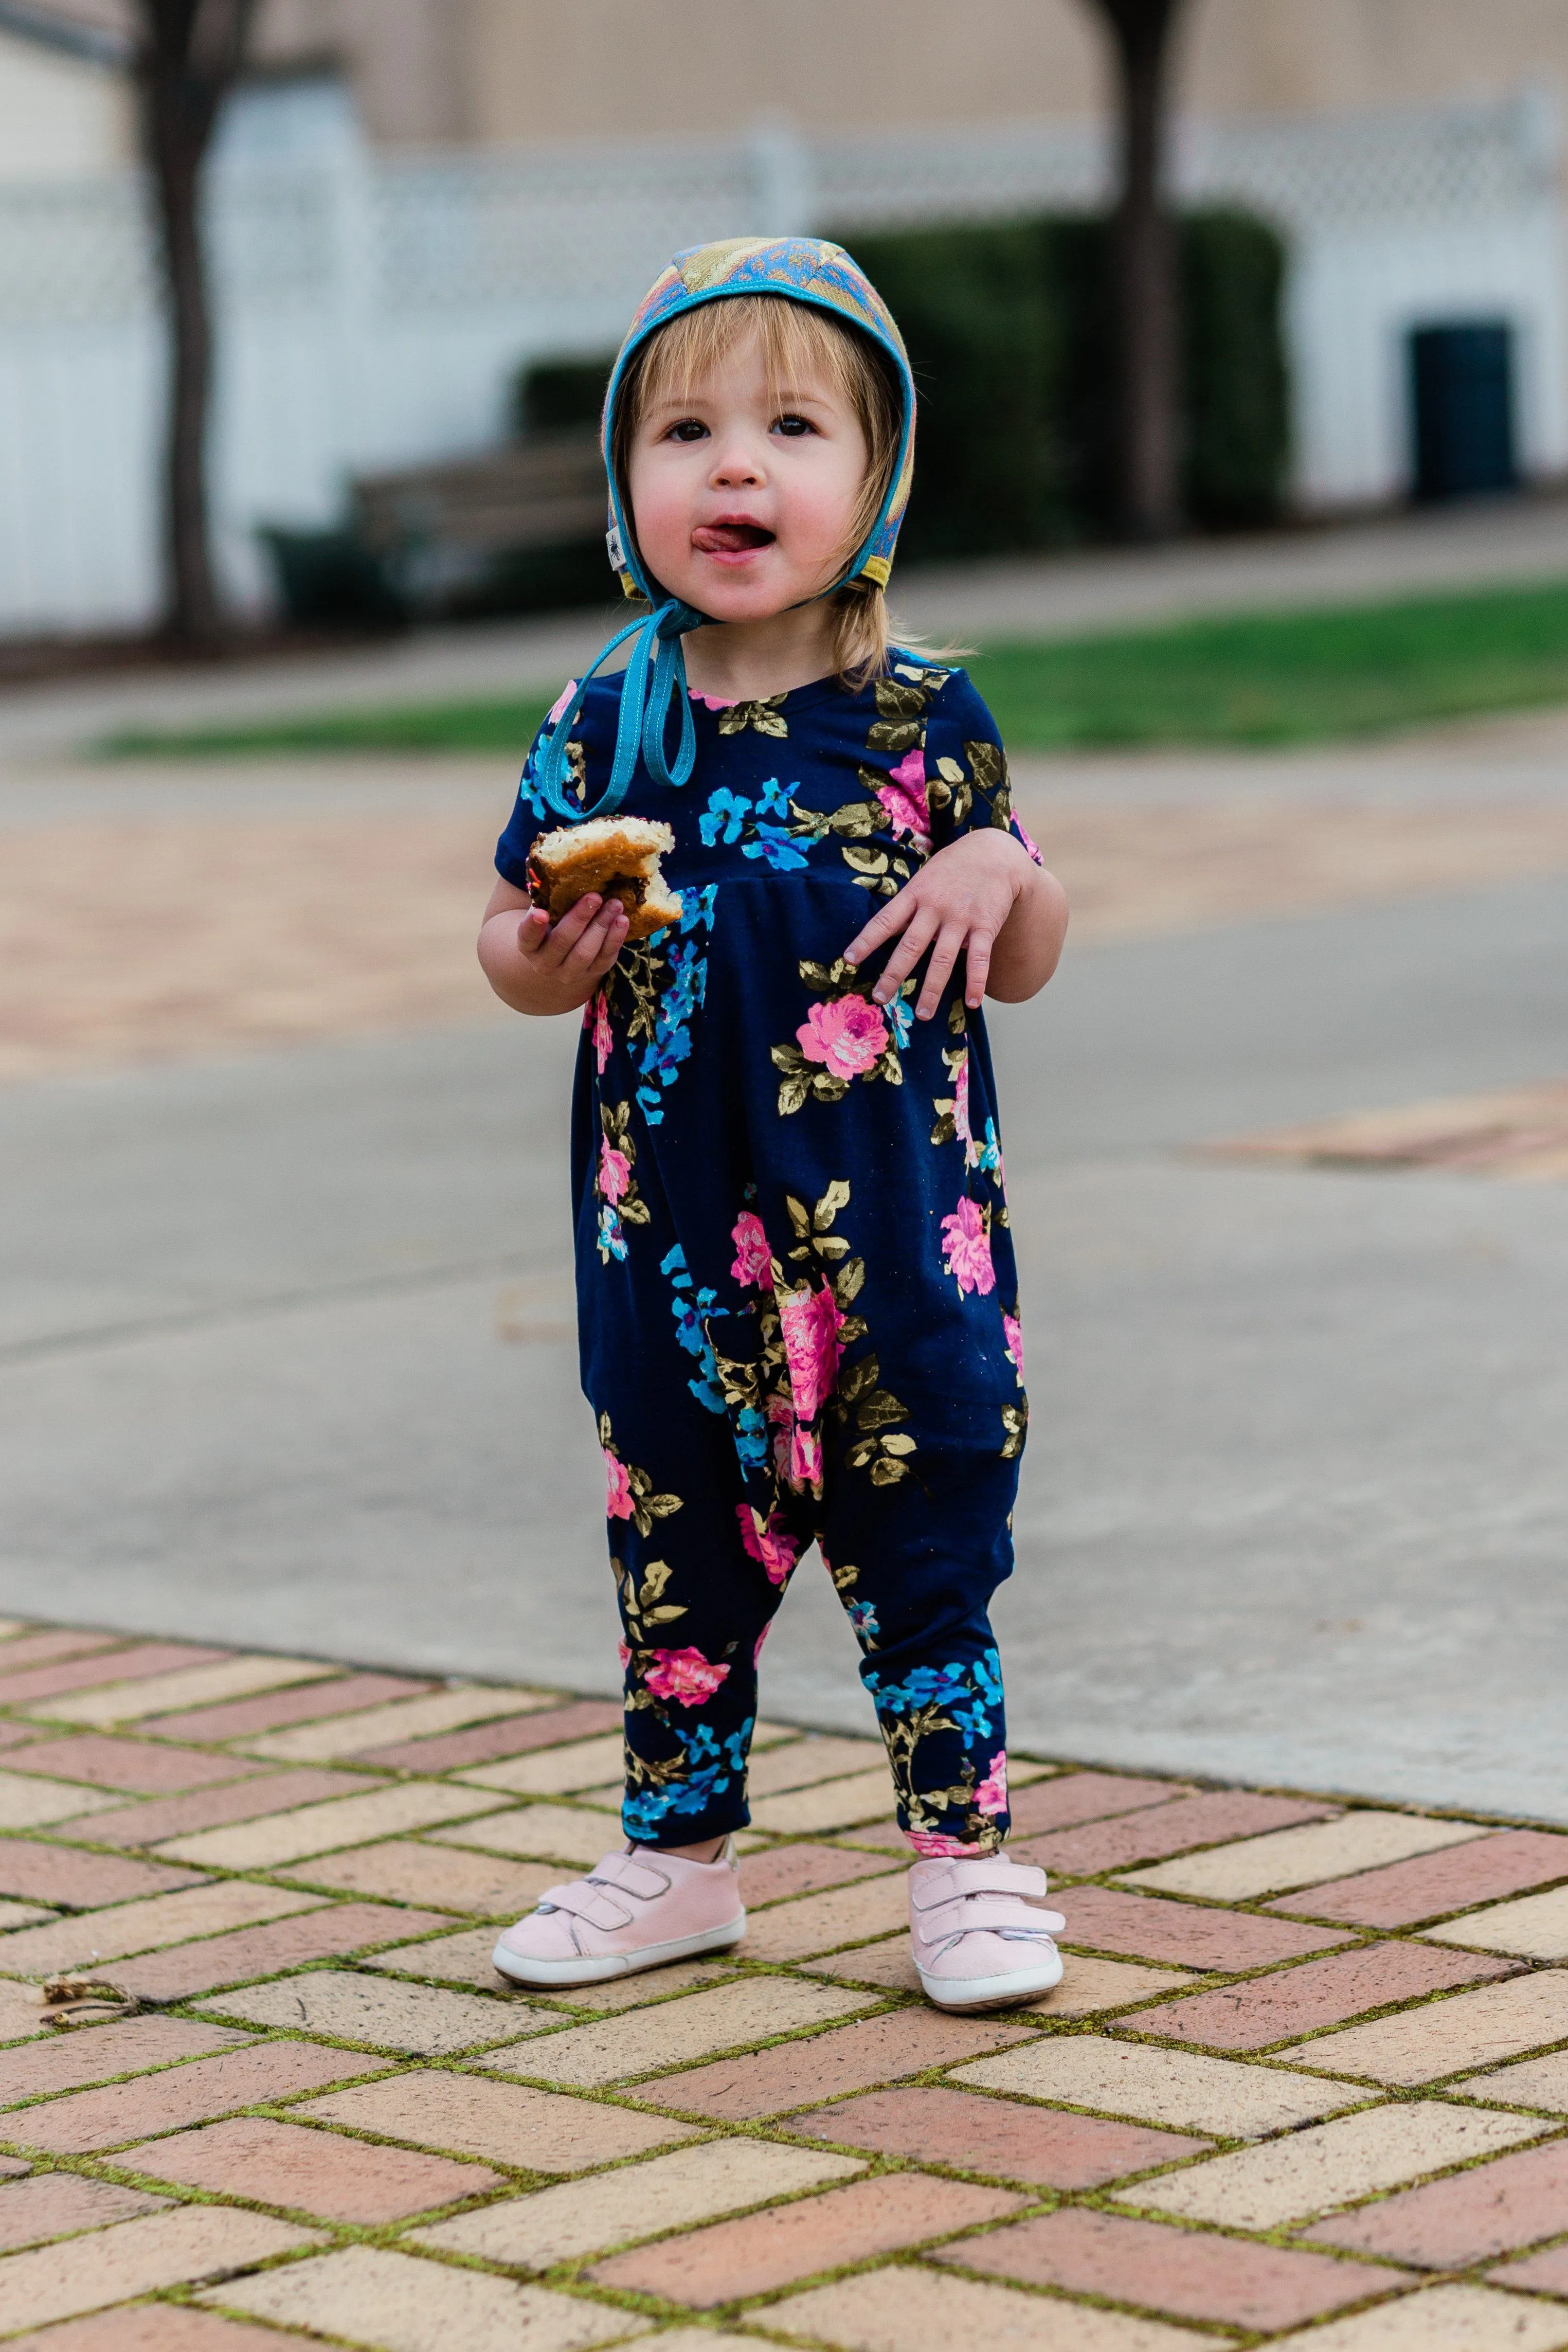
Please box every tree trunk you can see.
[134,2,257,648]
[1091,0,1189,539]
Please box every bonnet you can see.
[535,236,916,823]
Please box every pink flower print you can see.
[797,995,888,1080]
[598,1140,631,1204]
[790,1421,823,1492]
[953,1051,973,1154]
[1002,1311,1024,1383]
[617,1640,632,1672]
[941,1195,995,1298]
[877,745,931,853]
[1013,816,1045,868]
[975,1751,1009,1817]
[546,678,579,727]
[605,1449,634,1521]
[730,1210,773,1290]
[906,1828,975,1858]
[753,1620,771,1667]
[779,1282,845,1422]
[689,689,738,710]
[643,1646,730,1707]
[736,1504,799,1587]
[590,989,612,1074]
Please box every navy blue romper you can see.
[496,655,1038,1855]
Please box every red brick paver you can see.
[1019,1790,1336,1877]
[355,1695,624,1771]
[8,2038,395,2153]
[1120,1941,1518,2050]
[779,2082,1208,2185]
[2,1608,1563,2352]
[3,1735,260,1793]
[0,2172,169,2251]
[591,2171,1026,2302]
[0,1645,228,1711]
[1490,2241,1568,2294]
[1271,1828,1568,1928]
[0,1844,206,1910]
[76,1767,374,1849]
[940,2206,1416,2328]
[105,1900,448,2000]
[639,2009,1035,2121]
[147,1671,432,1743]
[1007,1771,1188,1836]
[1305,2135,1568,2266]
[740,1842,898,1908]
[1060,1884,1353,1971]
[119,2112,502,2222]
[0,2015,247,2107]
[6,2311,288,2352]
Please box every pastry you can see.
[527,817,682,941]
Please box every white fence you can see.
[0,94,1563,632]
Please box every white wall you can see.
[0,89,1562,632]
[0,27,132,182]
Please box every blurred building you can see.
[3,0,1568,628]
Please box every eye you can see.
[773,412,816,438]
[666,418,709,443]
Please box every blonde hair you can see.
[612,293,908,685]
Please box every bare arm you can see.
[478,876,629,1016]
[843,830,1069,1020]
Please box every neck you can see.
[680,601,839,703]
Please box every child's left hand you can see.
[843,829,1067,1019]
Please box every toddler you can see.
[478,238,1069,2010]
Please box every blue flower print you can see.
[598,1204,628,1263]
[661,1244,726,1414]
[886,996,913,1050]
[847,1600,880,1646]
[755,776,791,818]
[742,823,812,872]
[699,787,751,846]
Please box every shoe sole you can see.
[915,1948,1066,2013]
[491,1913,747,1989]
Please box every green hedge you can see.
[843,207,1290,556]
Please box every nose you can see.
[708,434,766,491]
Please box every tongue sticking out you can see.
[693,523,775,553]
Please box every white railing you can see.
[0,95,1562,630]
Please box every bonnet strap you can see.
[536,598,704,824]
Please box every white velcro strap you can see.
[538,1882,636,1932]
[910,1859,1049,1912]
[593,1849,673,1901]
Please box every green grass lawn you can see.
[98,576,1568,760]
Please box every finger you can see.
[872,904,940,1001]
[566,902,627,973]
[535,892,603,969]
[515,907,550,957]
[915,922,966,1021]
[843,887,916,970]
[963,929,994,1010]
[584,916,629,980]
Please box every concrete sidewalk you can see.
[5,492,1568,759]
[0,1615,1565,2350]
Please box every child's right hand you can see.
[478,881,629,1016]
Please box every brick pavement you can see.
[0,1619,1565,2347]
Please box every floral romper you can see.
[495,656,1040,1856]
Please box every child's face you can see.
[626,327,869,625]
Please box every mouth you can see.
[691,520,776,555]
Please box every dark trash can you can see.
[1409,320,1518,501]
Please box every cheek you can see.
[626,464,693,574]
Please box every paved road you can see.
[3,722,1565,1821]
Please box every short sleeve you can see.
[493,675,620,887]
[917,665,1043,867]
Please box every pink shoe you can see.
[909,1852,1066,2012]
[492,1842,746,1988]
